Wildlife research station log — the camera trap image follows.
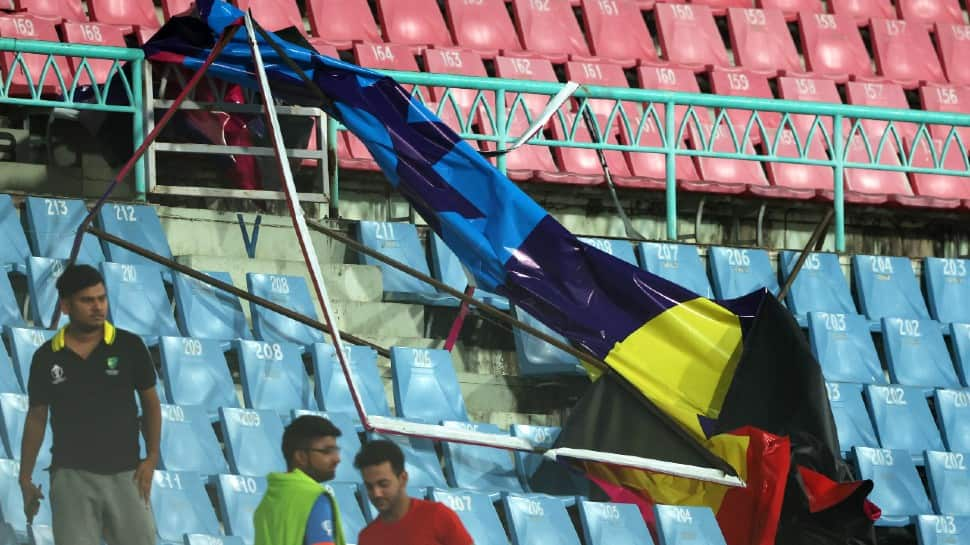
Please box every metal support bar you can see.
[777,208,835,302]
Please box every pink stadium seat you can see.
[345,133,382,171]
[0,13,73,95]
[868,18,946,89]
[353,42,430,99]
[845,81,919,142]
[618,117,702,189]
[763,128,834,196]
[87,0,159,31]
[423,48,491,117]
[14,0,85,22]
[709,68,780,133]
[756,0,822,21]
[726,7,803,76]
[542,113,633,185]
[578,0,658,67]
[637,63,709,131]
[896,0,963,27]
[306,0,381,49]
[837,136,916,204]
[687,122,772,194]
[510,0,591,63]
[565,61,641,121]
[777,76,843,139]
[161,0,194,20]
[829,0,895,25]
[934,23,970,87]
[376,0,454,52]
[655,3,731,72]
[495,55,561,118]
[919,84,970,144]
[689,0,754,16]
[798,12,874,82]
[61,21,127,83]
[444,0,523,58]
[233,0,305,33]
[480,113,561,182]
[900,136,970,206]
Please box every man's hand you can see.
[20,479,43,523]
[133,455,158,506]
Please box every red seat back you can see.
[727,7,802,75]
[61,21,127,84]
[354,42,429,99]
[709,68,779,129]
[510,0,591,62]
[919,84,970,144]
[0,14,73,95]
[306,0,381,48]
[579,0,657,66]
[765,128,834,191]
[756,0,822,20]
[495,56,560,118]
[690,0,755,15]
[777,76,842,138]
[637,63,706,131]
[829,0,895,24]
[14,0,85,22]
[88,0,159,28]
[655,3,730,71]
[934,23,970,87]
[619,117,701,181]
[896,0,963,27]
[798,12,873,81]
[565,61,640,121]
[548,113,632,178]
[844,137,913,196]
[905,137,970,199]
[161,0,195,20]
[444,0,522,58]
[870,18,946,88]
[423,48,491,117]
[234,0,305,34]
[376,0,453,50]
[846,81,918,142]
[688,122,769,188]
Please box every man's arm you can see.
[19,404,48,522]
[134,386,161,504]
[303,494,337,545]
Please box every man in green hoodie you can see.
[253,415,346,545]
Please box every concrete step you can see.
[359,336,517,376]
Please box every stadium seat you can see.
[510,0,591,63]
[60,21,128,85]
[919,84,970,145]
[826,382,880,455]
[173,271,252,342]
[654,504,728,545]
[494,56,561,119]
[390,347,469,423]
[355,221,454,307]
[897,0,963,27]
[503,492,583,545]
[0,197,29,275]
[935,388,970,453]
[444,0,523,58]
[763,128,834,196]
[215,473,265,544]
[247,273,326,348]
[577,237,637,266]
[184,536,245,545]
[14,0,86,22]
[809,313,885,383]
[430,488,510,545]
[902,137,970,207]
[25,257,68,330]
[915,514,970,545]
[829,0,895,24]
[0,14,74,96]
[798,13,874,82]
[0,459,50,541]
[935,23,970,87]
[158,404,229,478]
[846,81,919,143]
[429,233,508,311]
[237,339,316,418]
[544,113,634,185]
[511,307,585,376]
[579,499,655,545]
[869,18,946,89]
[853,446,933,526]
[948,324,970,387]
[101,262,178,346]
[233,0,305,34]
[305,0,380,49]
[578,0,658,67]
[423,48,491,119]
[0,393,52,469]
[96,203,173,283]
[160,0,194,19]
[368,432,449,489]
[654,3,730,72]
[375,0,453,51]
[709,69,780,130]
[4,327,54,392]
[23,196,104,265]
[865,384,945,463]
[727,8,803,76]
[160,336,239,421]
[352,42,424,94]
[776,76,843,142]
[638,242,714,298]
[510,424,591,496]
[757,0,823,20]
[151,470,221,544]
[708,246,779,299]
[564,61,641,121]
[0,273,22,330]
[441,421,525,494]
[87,0,159,31]
[636,64,705,127]
[925,450,970,516]
[0,343,20,395]
[220,408,286,477]
[841,136,928,207]
[779,251,857,319]
[311,343,391,425]
[618,120,702,190]
[852,255,931,321]
[292,410,362,483]
[480,111,562,183]
[882,318,960,388]
[686,122,770,194]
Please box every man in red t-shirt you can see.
[355,440,473,545]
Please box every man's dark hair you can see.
[353,439,405,475]
[56,265,104,299]
[281,415,342,468]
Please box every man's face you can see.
[298,436,341,482]
[361,462,408,516]
[60,283,107,331]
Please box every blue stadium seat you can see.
[503,492,582,545]
[0,459,50,542]
[637,242,714,298]
[916,514,970,545]
[356,221,454,306]
[708,246,779,299]
[219,408,286,477]
[428,233,508,311]
[809,312,885,384]
[853,446,933,527]
[28,525,53,545]
[654,504,727,545]
[510,424,590,496]
[579,499,655,545]
[293,410,363,484]
[430,488,510,545]
[0,394,52,470]
[390,347,469,423]
[865,385,945,464]
[925,450,970,516]
[158,404,229,478]
[173,271,252,342]
[852,255,931,321]
[779,251,857,320]
[578,237,638,266]
[0,195,30,274]
[101,262,178,346]
[0,343,20,395]
[237,339,317,418]
[368,432,448,489]
[311,343,390,426]
[947,324,970,387]
[923,257,970,324]
[511,307,585,377]
[325,481,370,544]
[247,273,326,349]
[150,470,221,544]
[4,327,54,393]
[22,196,104,265]
[160,336,239,421]
[0,273,22,329]
[882,318,961,388]
[440,421,525,494]
[184,535,246,545]
[826,383,879,455]
[935,389,970,453]
[216,473,265,544]
[96,203,173,283]
[25,257,67,330]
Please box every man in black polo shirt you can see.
[19,264,161,545]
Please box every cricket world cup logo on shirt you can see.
[51,364,65,384]
[105,357,120,376]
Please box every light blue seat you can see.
[780,251,858,321]
[368,432,448,489]
[441,421,525,494]
[23,196,104,265]
[247,273,325,349]
[510,424,590,496]
[390,347,469,423]
[184,535,246,545]
[947,324,970,387]
[510,307,585,377]
[809,312,885,384]
[578,237,638,266]
[158,404,229,478]
[173,271,252,342]
[579,500,655,545]
[654,504,727,545]
[96,203,173,282]
[151,470,221,544]
[25,257,67,330]
[216,473,265,545]
[429,233,508,311]
[0,273,22,329]
[924,257,970,324]
[852,255,930,321]
[0,459,50,542]
[0,394,52,471]
[925,450,970,516]
[219,408,286,477]
[0,343,20,395]
[160,336,239,421]
[916,515,970,545]
[3,327,54,394]
[431,488,510,545]
[292,410,363,484]
[935,389,970,453]
[311,343,390,426]
[865,385,945,464]
[853,446,933,527]
[326,481,370,543]
[237,339,316,418]
[28,524,53,545]
[826,383,879,455]
[708,246,779,299]
[0,195,30,274]
[882,318,961,388]
[101,262,178,346]
[503,492,582,545]
[637,242,714,298]
[356,221,453,306]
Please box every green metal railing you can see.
[330,70,970,251]
[0,39,145,197]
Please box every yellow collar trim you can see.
[52,321,116,352]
